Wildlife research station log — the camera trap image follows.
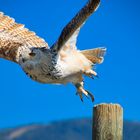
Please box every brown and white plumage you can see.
[0,0,106,102]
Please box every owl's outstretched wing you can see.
[0,12,48,63]
[51,0,100,52]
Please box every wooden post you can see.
[92,103,123,140]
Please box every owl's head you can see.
[28,47,51,60]
[19,47,51,64]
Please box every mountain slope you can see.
[0,119,140,140]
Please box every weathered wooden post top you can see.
[92,103,123,140]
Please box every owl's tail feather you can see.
[80,47,106,64]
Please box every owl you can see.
[0,0,106,102]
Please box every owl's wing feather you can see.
[51,0,100,52]
[0,12,48,63]
[64,27,81,50]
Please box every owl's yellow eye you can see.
[29,52,36,57]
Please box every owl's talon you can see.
[90,75,94,79]
[76,92,84,102]
[75,82,94,102]
[81,97,84,102]
[85,90,94,102]
[84,69,98,80]
[76,89,94,102]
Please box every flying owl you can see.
[0,0,106,102]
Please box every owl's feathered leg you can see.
[75,81,94,102]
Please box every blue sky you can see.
[0,0,140,128]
